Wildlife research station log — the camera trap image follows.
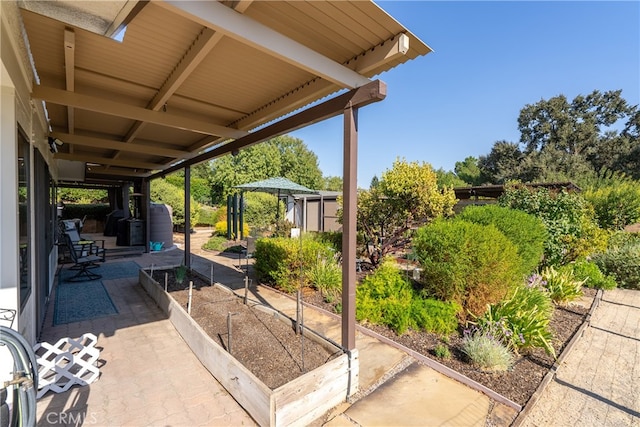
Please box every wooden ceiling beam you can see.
[50,132,188,158]
[55,152,162,170]
[33,85,248,139]
[354,34,409,74]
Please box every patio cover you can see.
[18,0,432,185]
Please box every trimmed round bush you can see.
[457,204,546,276]
[412,218,522,319]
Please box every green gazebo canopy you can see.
[235,177,317,195]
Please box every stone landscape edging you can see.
[138,266,358,427]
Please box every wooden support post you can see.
[342,103,358,350]
[184,165,191,269]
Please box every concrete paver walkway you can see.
[521,288,640,427]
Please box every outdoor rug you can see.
[53,261,140,326]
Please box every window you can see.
[18,129,31,308]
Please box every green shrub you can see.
[499,185,607,266]
[584,181,640,230]
[412,218,523,319]
[538,266,584,305]
[61,203,111,221]
[461,331,514,372]
[273,219,295,238]
[356,259,459,335]
[197,205,219,226]
[457,204,546,276]
[411,298,460,335]
[592,232,640,289]
[476,283,554,356]
[565,260,617,290]
[306,258,342,303]
[314,231,342,253]
[356,260,414,334]
[202,235,228,252]
[58,188,107,204]
[253,235,335,293]
[214,220,249,239]
[434,344,451,359]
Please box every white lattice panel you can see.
[33,333,100,398]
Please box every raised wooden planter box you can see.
[139,267,358,427]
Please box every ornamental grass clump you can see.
[306,257,342,303]
[461,330,514,372]
[538,266,585,305]
[476,282,555,357]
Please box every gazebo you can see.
[236,177,317,225]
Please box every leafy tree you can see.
[479,90,639,183]
[164,173,212,206]
[435,168,468,188]
[274,135,323,190]
[150,178,200,228]
[209,135,323,204]
[345,158,457,265]
[478,141,524,184]
[454,156,483,186]
[209,143,282,204]
[370,175,379,189]
[322,176,343,191]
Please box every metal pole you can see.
[187,280,193,315]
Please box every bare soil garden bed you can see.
[148,269,339,389]
[302,286,596,407]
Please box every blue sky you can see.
[289,1,640,187]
